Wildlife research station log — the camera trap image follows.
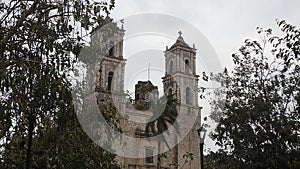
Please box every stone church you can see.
[91,24,202,169]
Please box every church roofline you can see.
[164,45,197,53]
[91,18,125,37]
[165,31,196,52]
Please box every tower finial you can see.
[178,30,182,37]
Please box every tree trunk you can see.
[157,138,161,169]
[26,113,34,169]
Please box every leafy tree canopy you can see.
[0,0,121,168]
[209,20,300,169]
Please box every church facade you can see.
[92,26,202,169]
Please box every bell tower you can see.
[162,31,199,105]
[162,31,201,169]
[93,25,126,114]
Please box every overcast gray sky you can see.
[110,0,300,152]
[112,0,300,67]
[110,0,300,93]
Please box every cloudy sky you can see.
[111,0,300,67]
[110,0,300,151]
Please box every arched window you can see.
[185,59,190,73]
[168,88,173,96]
[99,69,102,83]
[186,87,192,105]
[119,42,123,57]
[109,41,114,56]
[169,60,173,74]
[108,71,114,91]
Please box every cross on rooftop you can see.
[178,30,182,36]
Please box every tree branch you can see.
[0,1,38,61]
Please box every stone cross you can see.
[178,30,182,36]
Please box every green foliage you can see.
[210,20,300,169]
[204,151,237,169]
[134,103,146,110]
[166,152,194,169]
[145,94,179,137]
[0,0,120,168]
